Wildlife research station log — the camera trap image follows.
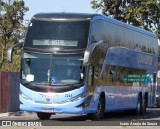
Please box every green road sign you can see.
[123,74,146,82]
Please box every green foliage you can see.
[0,0,28,71]
[91,0,126,20]
[158,45,160,70]
[91,0,160,38]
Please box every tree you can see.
[91,0,160,38]
[91,0,126,20]
[0,0,29,71]
[158,45,160,72]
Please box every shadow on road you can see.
[49,108,160,121]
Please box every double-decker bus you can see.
[7,13,158,120]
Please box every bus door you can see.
[103,65,116,110]
[146,72,156,106]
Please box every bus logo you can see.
[46,98,50,102]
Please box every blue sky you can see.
[24,0,101,20]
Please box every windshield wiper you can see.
[50,81,83,87]
[68,82,84,88]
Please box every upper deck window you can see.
[24,19,90,50]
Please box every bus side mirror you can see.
[153,72,157,83]
[7,42,23,62]
[110,70,115,75]
[83,49,90,66]
[83,40,103,66]
[157,71,160,79]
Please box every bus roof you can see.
[33,12,99,20]
[32,13,157,38]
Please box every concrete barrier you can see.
[0,71,20,113]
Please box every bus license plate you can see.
[42,109,54,113]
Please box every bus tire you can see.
[37,112,52,120]
[143,97,147,114]
[134,96,143,115]
[92,96,105,120]
[158,101,160,108]
[158,100,160,108]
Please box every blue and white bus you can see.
[7,13,158,120]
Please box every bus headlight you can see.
[156,94,159,98]
[69,91,87,102]
[20,90,30,100]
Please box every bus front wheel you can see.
[91,96,105,120]
[37,112,52,120]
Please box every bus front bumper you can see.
[20,95,86,114]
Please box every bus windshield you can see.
[25,20,90,50]
[21,52,84,86]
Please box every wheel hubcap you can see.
[97,102,102,115]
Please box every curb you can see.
[0,111,34,118]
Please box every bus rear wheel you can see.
[142,97,147,114]
[37,112,52,120]
[134,96,143,115]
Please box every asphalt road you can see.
[0,108,160,129]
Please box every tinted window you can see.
[91,20,104,42]
[114,26,124,46]
[123,28,133,48]
[99,65,147,86]
[91,19,157,54]
[153,37,157,54]
[104,22,115,46]
[21,52,84,86]
[25,20,90,50]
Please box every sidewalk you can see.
[0,111,34,118]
